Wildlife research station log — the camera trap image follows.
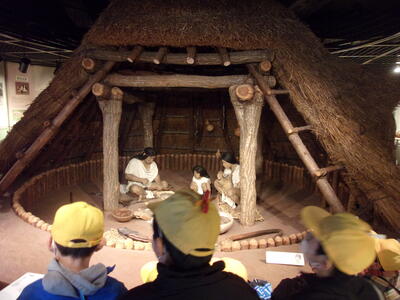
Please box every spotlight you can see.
[18,57,31,73]
[394,66,400,73]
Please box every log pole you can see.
[247,64,344,212]
[235,84,255,101]
[217,48,231,66]
[259,60,272,73]
[186,47,196,64]
[97,87,123,211]
[81,58,100,73]
[0,61,115,194]
[87,49,273,66]
[138,103,156,148]
[104,73,276,89]
[127,45,144,63]
[153,47,168,64]
[229,85,264,226]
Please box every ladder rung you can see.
[267,89,289,95]
[287,125,312,135]
[314,165,344,177]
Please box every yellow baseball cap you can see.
[52,202,104,248]
[375,238,400,271]
[301,206,376,275]
[148,189,220,257]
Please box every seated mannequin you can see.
[125,147,168,200]
[190,165,211,195]
[214,153,240,208]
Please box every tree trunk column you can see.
[138,102,155,148]
[98,87,123,211]
[229,85,264,226]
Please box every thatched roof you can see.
[0,0,399,228]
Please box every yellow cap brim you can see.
[375,239,400,271]
[301,206,331,238]
[323,229,376,275]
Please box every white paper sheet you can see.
[0,272,44,300]
[266,251,305,266]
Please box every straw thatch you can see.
[0,0,399,228]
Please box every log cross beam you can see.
[0,61,116,194]
[247,64,345,213]
[86,49,273,66]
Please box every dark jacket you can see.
[119,261,259,300]
[272,271,384,300]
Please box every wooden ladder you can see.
[247,64,345,212]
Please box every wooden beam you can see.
[235,84,255,101]
[314,165,344,178]
[217,47,231,66]
[259,60,272,73]
[267,89,290,96]
[127,45,144,63]
[86,49,273,66]
[97,87,123,210]
[186,47,196,64]
[81,58,100,73]
[92,83,143,104]
[104,73,276,89]
[153,47,168,64]
[247,64,345,213]
[287,125,312,135]
[0,61,115,194]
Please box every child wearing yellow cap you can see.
[272,206,384,300]
[119,189,259,300]
[18,202,127,300]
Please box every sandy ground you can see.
[0,170,319,290]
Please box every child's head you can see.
[221,152,238,169]
[51,201,104,259]
[192,165,210,179]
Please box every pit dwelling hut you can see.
[0,0,399,231]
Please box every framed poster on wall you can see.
[15,82,29,95]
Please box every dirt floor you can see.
[0,170,320,290]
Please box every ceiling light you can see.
[394,65,400,73]
[18,57,31,73]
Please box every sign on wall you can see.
[15,82,29,95]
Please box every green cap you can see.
[148,189,220,257]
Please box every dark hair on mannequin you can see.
[152,219,212,270]
[192,165,210,178]
[135,147,156,160]
[221,152,238,164]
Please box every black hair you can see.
[316,244,326,256]
[55,240,97,258]
[192,165,210,178]
[152,219,212,270]
[134,147,156,160]
[221,152,238,164]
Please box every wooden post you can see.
[186,47,196,64]
[97,87,123,211]
[138,103,156,148]
[247,64,345,213]
[217,48,231,66]
[0,61,115,194]
[81,58,100,73]
[127,45,144,63]
[229,85,264,226]
[153,47,168,64]
[235,84,255,101]
[259,60,272,73]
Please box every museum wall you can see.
[0,62,54,140]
